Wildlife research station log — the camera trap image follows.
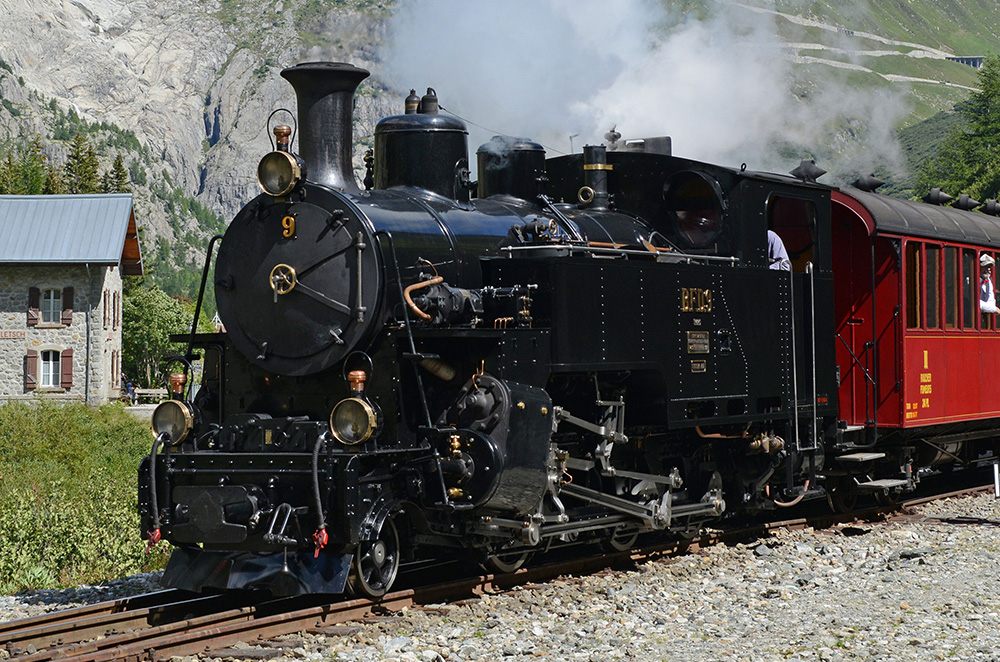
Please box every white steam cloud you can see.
[381,0,909,182]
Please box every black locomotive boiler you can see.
[138,61,853,597]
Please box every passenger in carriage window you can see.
[980,253,998,313]
[768,230,791,271]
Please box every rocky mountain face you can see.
[0,0,995,299]
[0,0,394,287]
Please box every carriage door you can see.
[831,204,874,427]
[831,197,901,429]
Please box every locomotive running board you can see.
[836,452,886,462]
[854,478,908,492]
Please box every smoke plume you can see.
[380,0,909,183]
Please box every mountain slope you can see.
[0,0,992,303]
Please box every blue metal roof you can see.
[0,194,142,272]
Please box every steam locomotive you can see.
[139,61,1000,598]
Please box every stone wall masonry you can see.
[0,263,123,405]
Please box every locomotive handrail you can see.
[789,265,800,450]
[375,229,434,429]
[186,234,224,362]
[499,244,740,265]
[537,194,586,242]
[806,262,818,452]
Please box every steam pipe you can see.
[280,62,370,192]
[403,276,444,321]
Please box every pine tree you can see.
[101,153,130,193]
[64,133,100,194]
[44,162,66,194]
[917,55,1000,202]
[0,137,49,194]
[19,136,48,195]
[0,154,15,194]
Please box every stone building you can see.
[0,194,142,405]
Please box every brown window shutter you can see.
[103,291,109,328]
[61,287,74,325]
[61,348,74,389]
[25,350,38,390]
[28,287,40,326]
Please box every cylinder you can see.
[476,136,546,202]
[280,62,370,192]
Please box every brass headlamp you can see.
[257,125,305,197]
[151,399,196,446]
[329,370,379,445]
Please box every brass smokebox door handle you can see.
[269,264,297,303]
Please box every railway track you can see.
[2,482,992,661]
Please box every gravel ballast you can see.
[3,493,1000,661]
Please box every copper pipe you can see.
[695,424,750,439]
[403,275,443,321]
[587,240,672,253]
[767,479,811,508]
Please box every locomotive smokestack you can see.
[280,62,370,192]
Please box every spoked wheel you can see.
[875,489,900,507]
[481,543,532,574]
[347,517,400,599]
[601,524,640,552]
[828,478,858,513]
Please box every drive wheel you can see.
[829,478,857,513]
[481,543,532,574]
[601,524,640,552]
[875,489,900,507]
[348,517,400,599]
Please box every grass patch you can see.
[0,400,168,593]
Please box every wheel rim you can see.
[482,543,531,574]
[603,524,640,552]
[350,517,400,598]
[829,480,857,513]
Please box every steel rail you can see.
[6,482,993,661]
[1,590,196,653]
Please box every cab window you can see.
[767,196,816,271]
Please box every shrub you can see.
[0,401,169,593]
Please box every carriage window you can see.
[944,247,958,329]
[906,241,923,329]
[963,249,977,329]
[926,245,940,329]
[905,242,921,329]
[768,196,817,270]
[983,251,998,331]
